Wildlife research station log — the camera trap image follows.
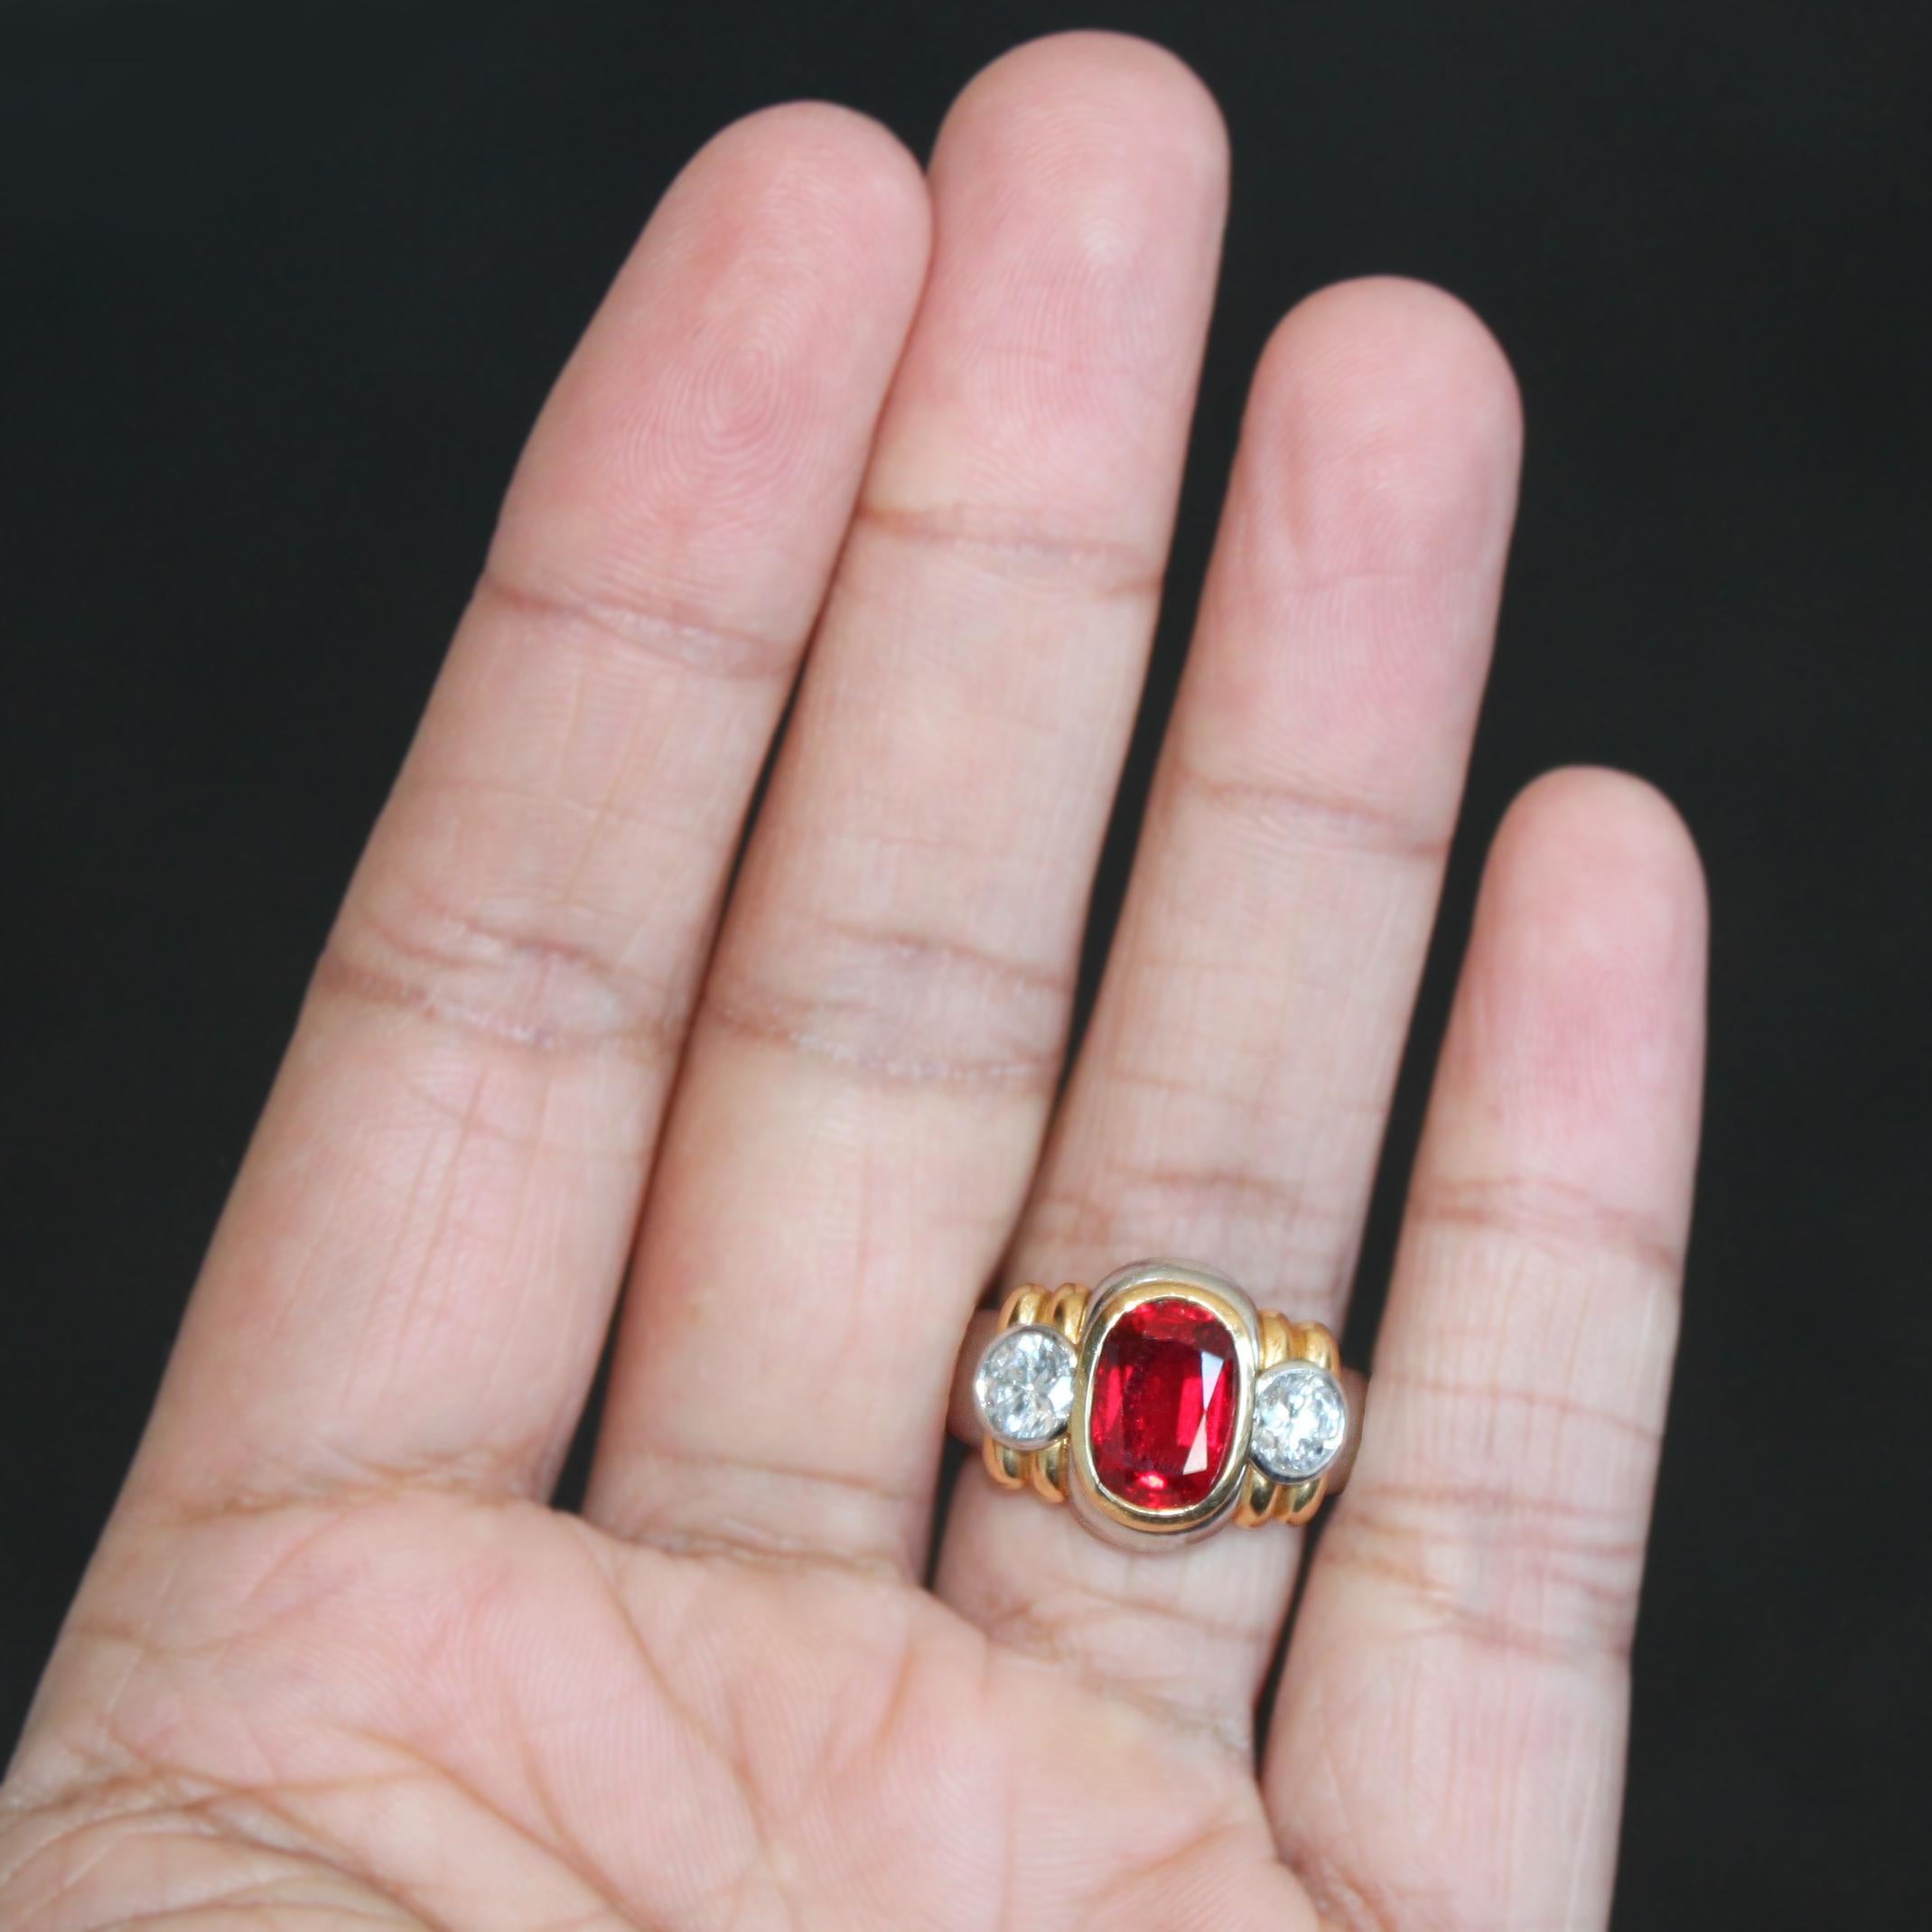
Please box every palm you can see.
[20,1495,1303,1927]
[5,33,1704,1932]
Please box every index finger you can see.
[120,105,930,1517]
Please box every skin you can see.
[0,34,1705,1932]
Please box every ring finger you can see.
[937,276,1523,1750]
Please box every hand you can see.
[1,34,1704,1930]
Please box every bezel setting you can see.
[1068,1261,1259,1548]
[973,1258,1348,1549]
[973,1322,1078,1450]
[1250,1359,1349,1484]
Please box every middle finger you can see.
[586,34,1229,1570]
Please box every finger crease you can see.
[1371,1369,1664,1447]
[1322,1485,1645,1666]
[698,970,1064,1093]
[1408,1174,1685,1279]
[849,496,1166,600]
[1168,751,1453,863]
[315,899,684,1067]
[605,1444,919,1577]
[473,562,802,684]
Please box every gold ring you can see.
[951,1259,1363,1550]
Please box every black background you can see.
[6,3,1930,1924]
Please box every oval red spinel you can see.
[1087,1297,1238,1511]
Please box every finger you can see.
[124,107,930,1514]
[936,279,1522,1749]
[585,33,1229,1568]
[1265,770,1706,1930]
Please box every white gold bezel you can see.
[1065,1259,1259,1551]
[972,1321,1078,1451]
[1249,1359,1348,1484]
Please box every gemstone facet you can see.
[1087,1297,1238,1510]
[975,1325,1077,1447]
[1251,1361,1346,1482]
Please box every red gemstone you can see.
[1088,1298,1237,1510]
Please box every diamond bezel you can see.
[1249,1359,1348,1484]
[1067,1260,1258,1549]
[973,1322,1078,1450]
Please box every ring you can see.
[955,1259,1361,1550]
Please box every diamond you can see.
[975,1325,1077,1447]
[1251,1361,1346,1483]
[1088,1297,1238,1511]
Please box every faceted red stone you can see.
[1088,1297,1237,1510]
